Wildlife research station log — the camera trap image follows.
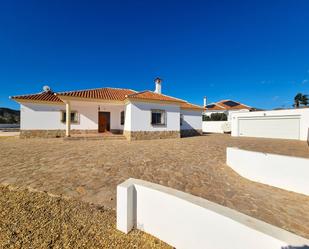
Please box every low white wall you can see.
[202,121,230,133]
[117,178,308,249]
[125,101,180,132]
[226,147,309,195]
[231,108,309,141]
[180,109,202,130]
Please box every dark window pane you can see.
[71,113,75,122]
[62,112,66,122]
[152,112,162,124]
[151,113,156,124]
[62,112,77,123]
[121,111,125,125]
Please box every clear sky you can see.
[1,0,309,110]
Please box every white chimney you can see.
[203,96,207,107]
[154,77,162,94]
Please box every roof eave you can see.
[55,94,125,104]
[181,107,203,111]
[10,98,64,105]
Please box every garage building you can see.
[231,108,309,141]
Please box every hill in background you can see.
[0,108,20,124]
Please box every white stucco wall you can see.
[227,109,250,120]
[202,121,230,133]
[21,103,66,130]
[20,101,125,130]
[180,110,202,130]
[227,147,309,196]
[70,101,125,131]
[117,178,309,249]
[124,101,180,132]
[231,108,309,141]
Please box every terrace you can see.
[0,134,308,239]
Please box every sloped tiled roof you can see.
[56,88,136,101]
[11,87,202,111]
[217,100,252,110]
[180,102,204,110]
[205,99,252,111]
[205,103,225,111]
[10,91,62,103]
[126,90,185,103]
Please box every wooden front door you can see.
[98,112,110,133]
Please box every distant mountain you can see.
[0,108,20,124]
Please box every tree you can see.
[203,113,227,121]
[301,94,309,106]
[294,93,303,108]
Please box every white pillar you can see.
[65,101,71,137]
[117,182,135,233]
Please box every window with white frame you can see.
[61,111,79,124]
[151,109,166,125]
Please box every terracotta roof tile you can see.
[205,100,252,111]
[11,87,202,111]
[56,88,136,101]
[204,103,225,110]
[180,102,204,110]
[11,91,63,103]
[127,91,184,103]
[217,100,252,110]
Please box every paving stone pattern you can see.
[0,134,308,238]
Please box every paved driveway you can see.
[0,134,308,238]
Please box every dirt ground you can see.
[0,185,171,249]
[0,134,308,238]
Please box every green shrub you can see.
[203,113,227,121]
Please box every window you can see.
[61,111,78,123]
[180,114,184,126]
[120,111,125,125]
[151,109,166,125]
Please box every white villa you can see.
[11,78,203,140]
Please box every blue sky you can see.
[0,0,309,110]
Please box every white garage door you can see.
[238,116,300,140]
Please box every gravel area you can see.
[0,134,308,238]
[0,185,171,249]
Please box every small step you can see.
[63,135,126,141]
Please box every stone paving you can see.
[0,134,308,238]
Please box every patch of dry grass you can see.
[0,185,171,249]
